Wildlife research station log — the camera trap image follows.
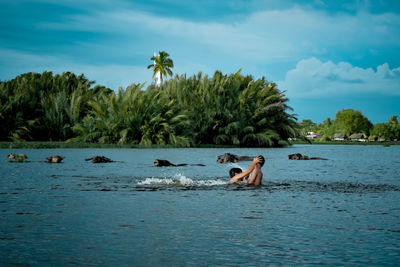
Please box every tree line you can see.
[0,70,297,146]
[298,109,400,141]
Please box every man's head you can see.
[229,167,242,178]
[256,155,265,167]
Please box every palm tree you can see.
[147,51,174,87]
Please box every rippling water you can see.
[1,145,399,265]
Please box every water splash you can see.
[228,162,246,170]
[137,173,227,186]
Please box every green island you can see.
[1,52,399,148]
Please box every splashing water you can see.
[227,162,247,171]
[137,173,227,186]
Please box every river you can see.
[1,145,399,265]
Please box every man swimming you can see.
[229,155,265,185]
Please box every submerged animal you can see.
[85,156,113,163]
[45,155,65,163]
[7,153,28,163]
[288,153,327,160]
[154,159,185,167]
[217,153,253,163]
[154,159,205,167]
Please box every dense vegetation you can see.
[0,70,297,147]
[298,110,400,141]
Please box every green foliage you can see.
[370,117,400,141]
[70,83,191,146]
[334,109,373,136]
[1,70,298,146]
[297,120,318,136]
[297,110,399,141]
[0,72,109,141]
[147,51,174,85]
[162,70,297,146]
[4,71,398,146]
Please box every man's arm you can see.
[254,171,263,186]
[229,157,260,183]
[248,167,262,185]
[229,167,253,183]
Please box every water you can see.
[1,145,399,266]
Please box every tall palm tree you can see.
[147,51,174,87]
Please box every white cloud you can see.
[35,6,400,64]
[279,57,400,98]
[0,48,150,89]
[4,4,400,90]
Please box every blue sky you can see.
[1,0,400,123]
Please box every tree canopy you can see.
[334,109,373,136]
[0,71,111,141]
[147,51,174,86]
[0,70,297,146]
[297,109,399,141]
[370,116,400,141]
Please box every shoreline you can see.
[291,140,399,146]
[0,142,241,149]
[0,141,398,149]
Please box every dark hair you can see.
[229,168,242,178]
[257,155,265,167]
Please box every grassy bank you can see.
[291,140,399,146]
[0,142,242,149]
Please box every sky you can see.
[1,0,400,123]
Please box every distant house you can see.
[306,132,322,140]
[333,133,346,141]
[350,133,368,142]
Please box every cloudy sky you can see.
[1,0,400,123]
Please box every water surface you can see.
[1,145,399,265]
